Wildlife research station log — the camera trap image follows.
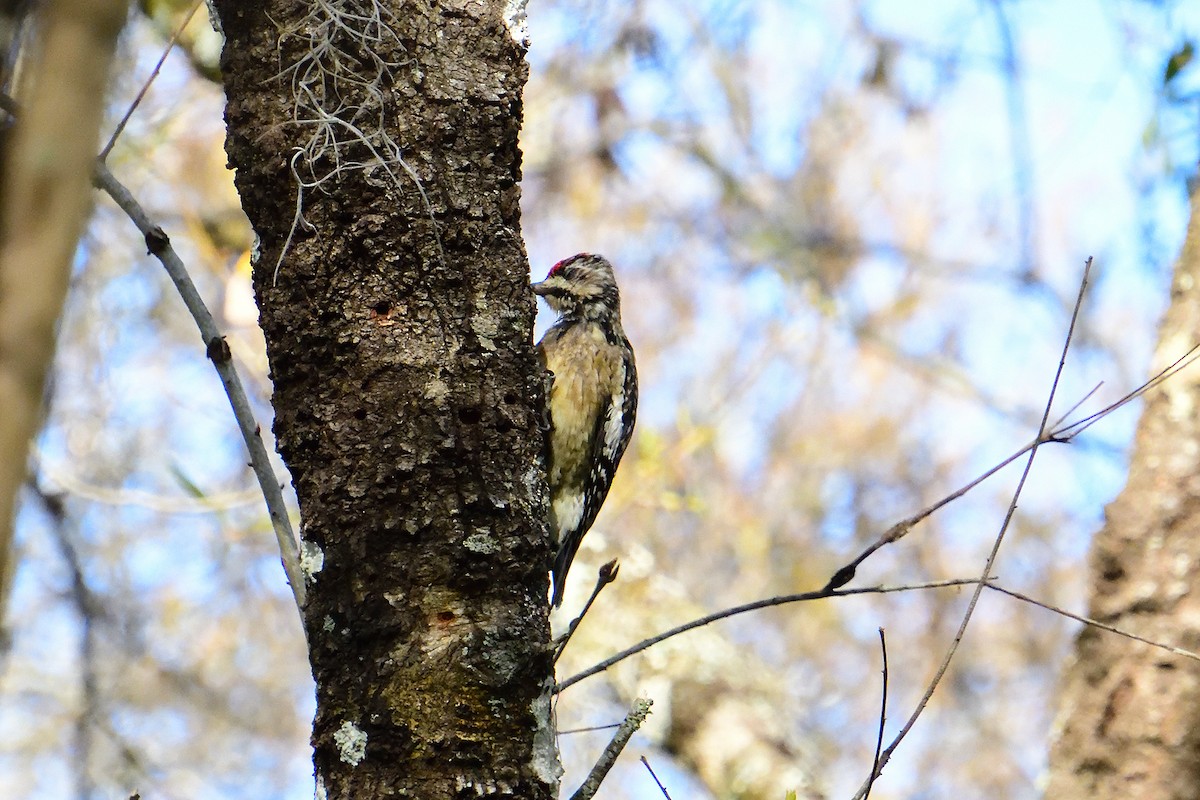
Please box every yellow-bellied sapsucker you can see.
[533,253,638,607]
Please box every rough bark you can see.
[1045,185,1200,798]
[210,2,557,798]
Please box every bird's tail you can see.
[551,535,582,607]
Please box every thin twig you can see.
[558,723,623,735]
[556,577,983,693]
[848,257,1094,800]
[555,559,619,662]
[821,337,1200,594]
[821,440,1031,591]
[99,0,204,161]
[3,91,306,619]
[640,756,674,800]
[863,628,888,800]
[92,160,307,618]
[1054,343,1200,439]
[568,697,652,800]
[40,490,100,800]
[1049,381,1103,432]
[987,583,1200,663]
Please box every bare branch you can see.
[987,583,1200,664]
[556,578,983,694]
[558,723,622,736]
[1049,381,1103,432]
[1053,342,1200,440]
[92,160,307,618]
[36,454,264,513]
[567,697,652,800]
[987,0,1039,282]
[863,628,888,800]
[848,257,1094,799]
[555,558,619,662]
[640,756,674,800]
[37,486,101,800]
[99,0,204,161]
[823,333,1200,594]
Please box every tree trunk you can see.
[1045,185,1200,798]
[210,2,557,798]
[0,0,127,641]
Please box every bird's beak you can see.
[531,281,550,296]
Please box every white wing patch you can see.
[551,492,585,546]
[602,368,626,458]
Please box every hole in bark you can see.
[496,418,513,434]
[458,406,482,424]
[371,300,391,315]
[503,393,517,405]
[437,611,455,623]
[353,408,367,421]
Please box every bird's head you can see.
[531,253,622,321]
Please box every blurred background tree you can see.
[2,1,1199,798]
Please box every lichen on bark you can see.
[209,1,557,797]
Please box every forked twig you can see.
[1053,343,1200,439]
[848,257,1095,799]
[822,339,1200,593]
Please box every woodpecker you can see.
[533,253,638,607]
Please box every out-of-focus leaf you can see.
[1164,41,1194,86]
[169,463,209,500]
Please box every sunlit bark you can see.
[211,1,557,796]
[1046,184,1200,799]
